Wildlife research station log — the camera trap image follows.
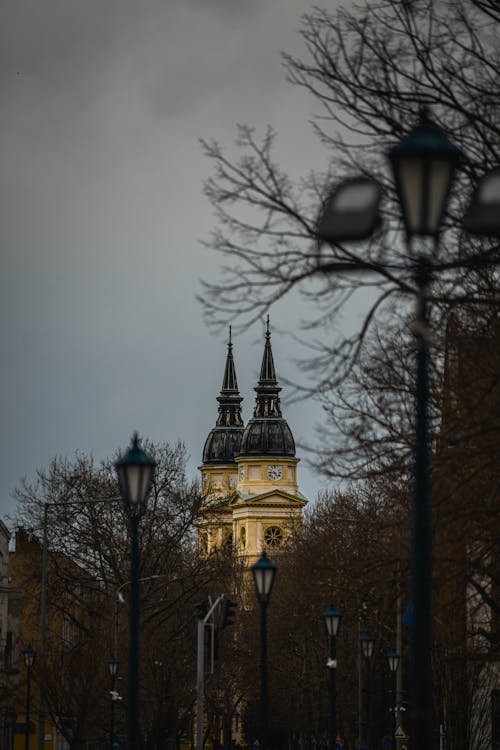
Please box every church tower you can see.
[198,329,245,553]
[198,320,307,560]
[232,318,307,561]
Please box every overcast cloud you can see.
[0,0,343,520]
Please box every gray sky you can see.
[0,0,342,520]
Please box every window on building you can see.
[264,526,283,548]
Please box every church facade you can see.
[198,320,307,562]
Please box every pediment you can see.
[227,488,307,509]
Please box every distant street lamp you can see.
[23,643,36,750]
[115,433,156,750]
[317,107,500,750]
[107,656,120,749]
[360,631,374,749]
[387,649,401,750]
[251,550,277,750]
[322,604,342,750]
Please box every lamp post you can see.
[387,108,461,750]
[251,550,277,750]
[22,644,36,750]
[387,649,401,750]
[322,604,342,750]
[115,433,156,750]
[107,656,119,749]
[360,631,374,750]
[316,107,500,750]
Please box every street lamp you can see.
[251,550,277,750]
[387,107,462,750]
[387,650,401,750]
[107,656,120,749]
[115,433,156,750]
[360,631,374,750]
[316,106,500,750]
[322,604,342,750]
[22,644,36,750]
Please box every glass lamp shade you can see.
[22,643,36,670]
[115,433,156,516]
[107,655,119,677]
[251,549,277,602]
[387,648,400,673]
[317,177,382,243]
[322,604,342,638]
[360,631,375,659]
[463,167,500,237]
[388,107,462,238]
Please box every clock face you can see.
[267,464,283,481]
[239,467,245,481]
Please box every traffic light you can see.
[222,597,237,628]
[195,600,208,620]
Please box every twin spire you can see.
[203,318,295,465]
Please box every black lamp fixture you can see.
[387,648,401,674]
[388,105,462,241]
[360,631,374,660]
[23,643,36,671]
[251,549,277,603]
[115,434,156,750]
[108,655,120,678]
[322,603,343,638]
[251,550,277,750]
[115,432,156,519]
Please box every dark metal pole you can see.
[110,672,116,750]
[24,667,32,750]
[259,600,269,750]
[328,634,337,750]
[127,516,140,750]
[411,255,433,750]
[38,503,48,750]
[365,658,371,750]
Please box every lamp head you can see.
[251,549,277,603]
[387,648,400,673]
[23,643,36,671]
[107,655,119,677]
[360,630,374,659]
[322,603,342,638]
[388,106,462,241]
[115,433,156,518]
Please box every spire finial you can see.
[229,325,232,349]
[266,314,270,337]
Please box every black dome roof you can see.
[238,318,296,459]
[239,418,295,457]
[203,427,245,464]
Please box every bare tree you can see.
[12,440,218,749]
[200,0,500,392]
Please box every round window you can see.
[264,526,283,548]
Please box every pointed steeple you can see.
[216,326,244,427]
[259,315,278,384]
[202,329,245,464]
[239,318,295,457]
[253,316,282,419]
